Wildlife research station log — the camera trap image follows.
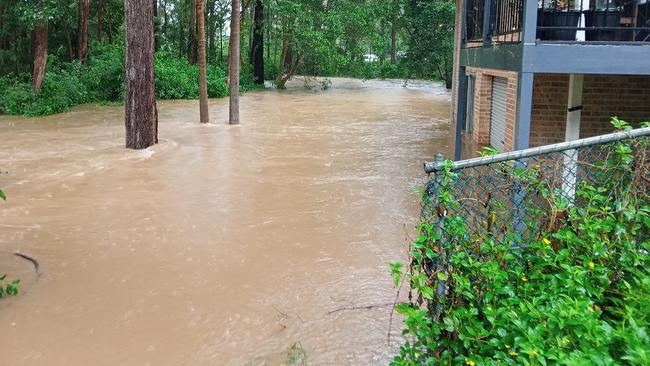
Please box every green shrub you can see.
[23,69,89,116]
[392,127,650,365]
[1,81,33,115]
[206,64,228,98]
[154,53,199,99]
[81,43,124,101]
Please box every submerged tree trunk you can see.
[98,0,104,42]
[250,0,264,84]
[197,0,209,123]
[78,0,89,64]
[228,0,240,125]
[390,26,397,65]
[32,22,48,94]
[125,0,158,149]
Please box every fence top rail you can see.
[424,127,650,173]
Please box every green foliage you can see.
[155,53,230,99]
[392,126,650,365]
[405,0,455,86]
[0,275,20,298]
[155,53,201,99]
[80,42,125,101]
[0,44,231,116]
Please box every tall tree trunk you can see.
[279,27,288,69]
[98,0,104,42]
[250,0,264,84]
[228,0,240,125]
[153,0,159,51]
[188,0,198,64]
[197,0,209,123]
[125,0,158,149]
[178,2,185,58]
[64,23,74,61]
[32,22,48,94]
[78,0,89,64]
[107,6,113,43]
[219,26,223,63]
[163,0,169,37]
[266,8,270,62]
[390,26,397,65]
[207,0,214,62]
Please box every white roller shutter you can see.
[490,77,508,151]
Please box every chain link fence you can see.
[416,126,649,319]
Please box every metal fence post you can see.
[431,153,448,320]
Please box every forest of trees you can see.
[0,0,454,118]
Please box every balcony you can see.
[539,0,650,43]
[465,0,650,45]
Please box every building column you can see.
[514,72,534,150]
[454,68,468,161]
[562,73,584,200]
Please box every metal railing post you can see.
[431,153,448,321]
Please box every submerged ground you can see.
[0,77,451,365]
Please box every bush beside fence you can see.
[391,120,650,365]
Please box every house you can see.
[450,0,650,159]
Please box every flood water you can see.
[0,77,451,365]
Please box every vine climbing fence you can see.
[417,125,650,320]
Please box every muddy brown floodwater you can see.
[0,77,451,365]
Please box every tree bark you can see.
[125,0,158,149]
[250,0,264,84]
[32,22,48,94]
[178,1,185,58]
[107,6,113,43]
[98,0,104,42]
[207,0,215,61]
[197,0,209,123]
[64,23,74,61]
[153,0,159,51]
[188,0,198,64]
[390,26,397,65]
[163,0,169,37]
[78,0,89,64]
[228,0,240,125]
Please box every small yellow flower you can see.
[562,338,570,344]
[587,306,595,313]
[588,261,595,269]
[464,359,476,366]
[505,344,511,349]
[509,351,519,356]
[543,238,551,245]
[522,275,528,282]
[530,349,539,356]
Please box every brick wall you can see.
[466,67,519,151]
[530,74,650,147]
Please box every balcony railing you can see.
[465,0,650,44]
[466,0,524,43]
[538,0,650,43]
